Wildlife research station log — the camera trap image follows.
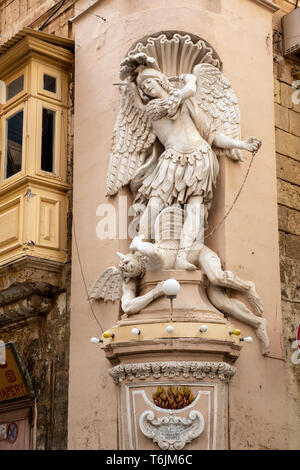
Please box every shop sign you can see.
[0,343,33,403]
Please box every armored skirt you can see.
[135,138,219,208]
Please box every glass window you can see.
[43,74,57,93]
[6,75,24,101]
[5,110,23,179]
[41,108,55,173]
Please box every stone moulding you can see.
[250,0,279,12]
[139,409,205,450]
[109,361,236,384]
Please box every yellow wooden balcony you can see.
[0,29,73,266]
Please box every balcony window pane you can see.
[43,74,57,93]
[6,75,24,101]
[5,110,23,179]
[41,108,55,173]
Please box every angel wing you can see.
[88,267,123,302]
[192,63,241,160]
[105,82,156,196]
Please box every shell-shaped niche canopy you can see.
[125,31,222,78]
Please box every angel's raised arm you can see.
[178,74,197,101]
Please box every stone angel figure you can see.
[106,53,261,270]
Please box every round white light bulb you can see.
[200,325,208,333]
[90,337,100,343]
[162,279,180,297]
[131,328,140,336]
[166,325,174,333]
[244,336,253,343]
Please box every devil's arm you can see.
[121,280,164,315]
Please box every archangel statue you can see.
[91,46,269,355]
[106,52,261,270]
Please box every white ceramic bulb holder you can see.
[90,337,103,344]
[166,325,174,333]
[162,279,180,322]
[162,279,180,299]
[131,327,141,336]
[239,336,253,343]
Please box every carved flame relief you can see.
[153,386,195,410]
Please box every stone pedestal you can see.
[103,271,241,450]
[109,359,236,450]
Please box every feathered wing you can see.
[88,267,123,302]
[106,82,156,196]
[192,63,242,160]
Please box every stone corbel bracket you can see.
[109,361,236,384]
[0,257,64,327]
[0,293,54,327]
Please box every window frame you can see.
[35,100,62,179]
[1,103,26,185]
[37,63,62,103]
[4,66,28,108]
[41,107,56,174]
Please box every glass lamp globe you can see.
[131,327,140,336]
[90,337,100,343]
[162,279,180,299]
[244,336,253,343]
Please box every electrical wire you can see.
[58,52,104,336]
[72,218,104,335]
[55,42,104,336]
[39,0,66,31]
[204,150,257,241]
[295,0,299,9]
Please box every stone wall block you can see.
[276,128,300,161]
[289,110,300,137]
[278,205,300,236]
[277,154,300,186]
[280,257,300,302]
[285,234,300,260]
[275,104,289,131]
[279,230,286,255]
[274,78,281,104]
[281,82,300,113]
[281,82,294,109]
[277,179,300,211]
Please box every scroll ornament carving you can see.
[109,361,236,384]
[139,409,205,450]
